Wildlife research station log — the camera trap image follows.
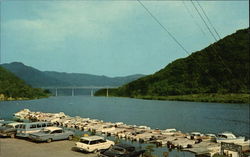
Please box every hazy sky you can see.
[1,1,249,77]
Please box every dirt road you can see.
[0,138,97,157]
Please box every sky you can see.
[1,0,249,77]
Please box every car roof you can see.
[8,122,23,126]
[218,132,236,138]
[0,121,15,124]
[191,132,201,135]
[44,127,62,132]
[22,122,50,125]
[115,143,135,150]
[80,136,104,141]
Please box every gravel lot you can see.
[0,138,97,157]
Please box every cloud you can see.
[3,1,137,51]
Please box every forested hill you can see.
[0,67,49,100]
[95,28,249,101]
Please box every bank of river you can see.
[95,91,250,104]
[134,93,250,104]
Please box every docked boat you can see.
[13,109,30,120]
[216,132,245,143]
[161,128,177,136]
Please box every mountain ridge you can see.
[1,62,144,87]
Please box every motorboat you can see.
[216,132,245,143]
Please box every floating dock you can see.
[13,109,250,157]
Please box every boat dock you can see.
[13,109,250,157]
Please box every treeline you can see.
[0,66,49,100]
[95,28,250,103]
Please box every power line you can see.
[182,1,206,36]
[195,0,221,40]
[137,0,225,90]
[137,0,190,56]
[190,0,219,42]
[190,0,247,90]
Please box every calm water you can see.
[0,96,249,157]
[0,96,249,137]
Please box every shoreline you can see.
[95,93,250,104]
[0,94,50,101]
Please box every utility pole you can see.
[91,89,94,96]
[55,88,58,97]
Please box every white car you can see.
[75,136,114,153]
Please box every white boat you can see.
[216,132,245,143]
[13,109,30,120]
[161,128,177,135]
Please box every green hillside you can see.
[95,28,250,103]
[0,66,49,100]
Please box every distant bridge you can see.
[41,86,118,97]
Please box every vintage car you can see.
[0,121,15,127]
[28,127,74,143]
[75,136,115,153]
[98,143,145,157]
[16,122,53,138]
[0,122,23,138]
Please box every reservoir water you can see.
[0,96,249,156]
[0,96,249,138]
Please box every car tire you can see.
[47,138,52,143]
[10,134,15,138]
[68,135,73,141]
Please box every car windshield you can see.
[80,139,89,144]
[5,125,14,128]
[110,146,126,154]
[218,134,227,138]
[40,129,51,134]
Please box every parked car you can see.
[75,136,115,153]
[0,122,23,138]
[16,122,53,138]
[98,143,145,157]
[0,121,15,127]
[29,126,74,143]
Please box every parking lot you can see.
[0,138,97,157]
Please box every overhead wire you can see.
[190,0,219,41]
[196,0,221,40]
[137,0,190,56]
[182,1,206,36]
[137,0,225,90]
[191,0,247,90]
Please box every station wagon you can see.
[0,122,23,138]
[16,122,53,138]
[75,136,114,153]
